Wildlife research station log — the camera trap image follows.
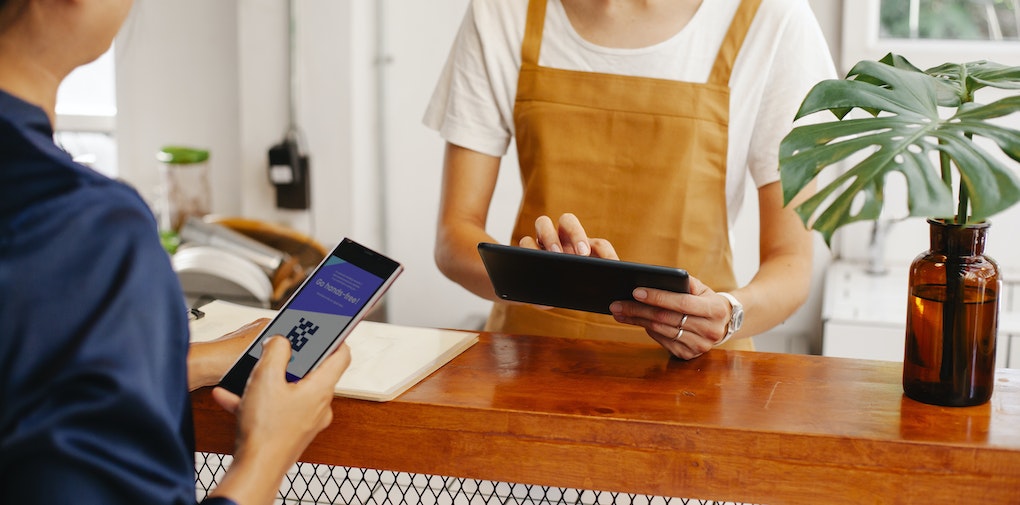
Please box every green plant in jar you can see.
[779,53,1020,406]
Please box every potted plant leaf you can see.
[779,53,1020,407]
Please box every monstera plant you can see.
[779,53,1020,243]
[779,54,1020,407]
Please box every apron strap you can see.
[521,0,548,67]
[707,0,763,86]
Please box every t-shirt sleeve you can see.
[747,0,838,188]
[422,0,519,158]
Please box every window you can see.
[836,0,1020,267]
[880,0,1019,40]
[54,47,118,178]
[842,0,1020,72]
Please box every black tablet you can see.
[477,242,689,314]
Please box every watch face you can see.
[719,292,743,333]
[732,308,744,331]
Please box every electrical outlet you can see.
[268,138,310,210]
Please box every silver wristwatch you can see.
[716,292,743,347]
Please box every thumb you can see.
[252,335,292,377]
[211,386,241,414]
[686,274,710,296]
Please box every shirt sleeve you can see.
[201,498,239,505]
[422,0,520,158]
[0,183,199,504]
[746,0,838,188]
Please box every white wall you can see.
[116,0,379,246]
[116,1,241,218]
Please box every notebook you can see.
[190,299,479,401]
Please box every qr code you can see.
[286,317,319,352]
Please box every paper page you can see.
[189,300,479,401]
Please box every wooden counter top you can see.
[192,332,1020,504]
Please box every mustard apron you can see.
[486,0,760,351]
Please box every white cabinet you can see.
[823,322,905,362]
[822,261,1018,368]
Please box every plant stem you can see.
[957,134,974,224]
[939,145,952,189]
[957,188,969,225]
[938,146,962,224]
[941,250,963,386]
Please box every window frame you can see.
[54,46,118,176]
[841,0,1020,73]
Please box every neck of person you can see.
[559,0,704,49]
[0,44,63,124]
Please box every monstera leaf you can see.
[779,54,1020,245]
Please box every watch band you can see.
[715,292,742,347]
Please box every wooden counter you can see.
[192,332,1020,504]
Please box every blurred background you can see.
[55,0,1020,361]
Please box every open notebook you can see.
[189,300,479,401]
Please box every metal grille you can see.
[195,452,755,505]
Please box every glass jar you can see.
[157,146,211,232]
[903,219,1000,407]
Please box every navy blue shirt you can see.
[0,90,235,505]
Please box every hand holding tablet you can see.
[477,242,689,315]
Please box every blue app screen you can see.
[246,254,384,380]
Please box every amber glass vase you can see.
[903,219,1000,407]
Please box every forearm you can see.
[188,342,233,391]
[435,223,502,301]
[730,248,812,338]
[434,142,504,302]
[733,180,815,338]
[188,320,267,391]
[206,445,292,505]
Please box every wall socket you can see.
[268,138,310,210]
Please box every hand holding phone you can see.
[209,336,351,502]
[218,238,402,396]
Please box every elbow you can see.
[434,240,453,280]
[433,234,462,283]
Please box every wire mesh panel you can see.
[196,452,756,505]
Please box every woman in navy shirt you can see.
[0,1,351,504]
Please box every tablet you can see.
[477,242,689,315]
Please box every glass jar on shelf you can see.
[156,145,211,233]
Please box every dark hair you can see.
[0,0,29,33]
[0,0,25,28]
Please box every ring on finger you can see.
[673,314,689,342]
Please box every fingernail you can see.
[609,302,621,313]
[550,243,562,253]
[577,242,590,256]
[633,288,647,300]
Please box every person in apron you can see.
[427,0,835,359]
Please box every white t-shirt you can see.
[423,0,837,224]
